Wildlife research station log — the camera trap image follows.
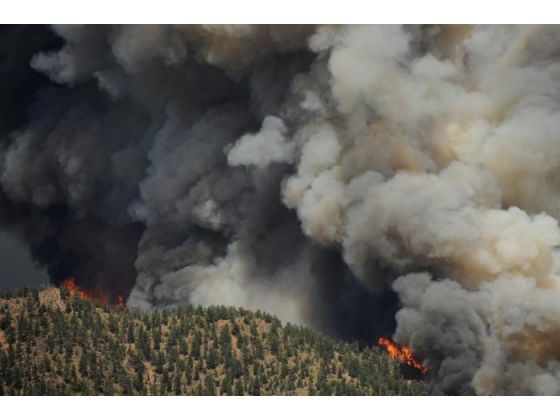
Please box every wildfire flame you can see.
[378,337,427,374]
[60,278,111,306]
[115,294,126,306]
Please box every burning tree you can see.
[378,337,427,375]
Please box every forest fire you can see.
[60,278,112,306]
[378,337,427,374]
[115,294,126,306]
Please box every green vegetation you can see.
[0,287,432,395]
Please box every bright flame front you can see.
[60,278,109,306]
[378,337,427,374]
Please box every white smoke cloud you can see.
[227,116,293,169]
[284,24,560,394]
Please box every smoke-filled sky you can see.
[0,232,48,289]
[2,24,560,395]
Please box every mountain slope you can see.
[0,287,433,395]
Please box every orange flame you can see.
[378,337,427,374]
[60,278,109,306]
[60,278,80,296]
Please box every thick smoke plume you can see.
[1,24,560,395]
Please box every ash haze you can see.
[0,232,48,289]
[1,24,560,395]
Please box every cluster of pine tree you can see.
[0,287,434,395]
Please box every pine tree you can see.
[153,326,162,351]
[191,332,202,359]
[174,371,182,395]
[134,370,145,393]
[155,351,165,374]
[234,379,244,396]
[249,376,261,396]
[79,352,88,376]
[179,338,188,355]
[221,373,233,395]
[161,370,172,394]
[307,378,315,396]
[205,373,215,395]
[150,380,158,396]
[207,347,218,370]
[185,358,193,385]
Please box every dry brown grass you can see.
[38,288,65,311]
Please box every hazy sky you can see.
[0,231,48,290]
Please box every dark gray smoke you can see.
[2,24,560,395]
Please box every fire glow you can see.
[60,278,123,307]
[378,337,427,374]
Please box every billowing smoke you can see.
[1,24,560,395]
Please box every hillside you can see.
[0,287,433,396]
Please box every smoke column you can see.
[1,24,560,395]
